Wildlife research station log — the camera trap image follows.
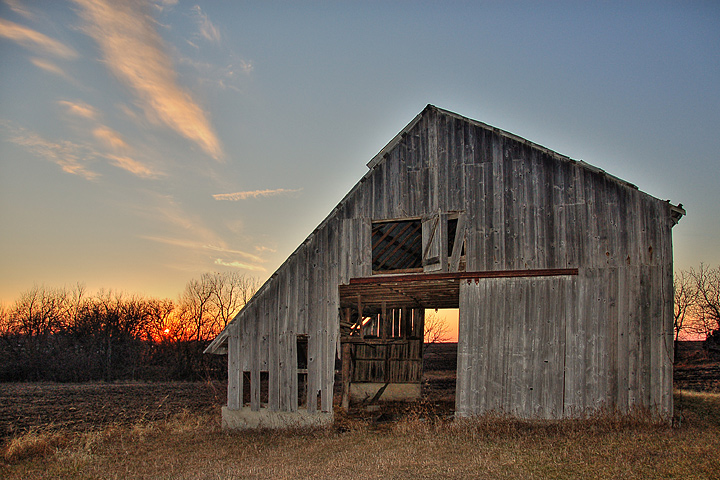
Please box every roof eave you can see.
[669,202,686,226]
[203,329,229,355]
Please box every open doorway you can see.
[338,274,463,415]
[423,308,459,413]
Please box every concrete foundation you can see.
[349,382,421,402]
[221,406,333,430]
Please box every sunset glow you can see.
[1,1,718,307]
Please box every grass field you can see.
[1,391,719,479]
[2,342,719,479]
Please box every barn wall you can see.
[457,276,573,418]
[224,106,676,418]
[457,267,673,419]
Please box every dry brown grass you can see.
[2,391,719,480]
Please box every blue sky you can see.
[1,0,718,305]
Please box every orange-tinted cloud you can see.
[72,0,224,160]
[0,17,77,58]
[214,259,266,272]
[59,100,98,120]
[141,235,266,270]
[4,0,34,19]
[212,188,302,201]
[5,126,99,180]
[106,154,161,178]
[3,120,161,181]
[92,125,128,150]
[30,58,71,79]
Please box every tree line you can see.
[0,273,258,382]
[1,264,717,383]
[674,264,720,358]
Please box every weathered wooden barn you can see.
[205,105,685,428]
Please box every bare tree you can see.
[693,265,720,334]
[424,311,451,353]
[0,274,258,381]
[176,275,217,342]
[208,271,259,329]
[7,285,72,337]
[2,285,84,379]
[674,270,699,358]
[691,264,720,356]
[144,298,176,342]
[0,303,10,337]
[176,272,258,342]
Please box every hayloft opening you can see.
[371,219,423,274]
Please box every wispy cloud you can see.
[179,55,252,92]
[72,0,224,160]
[92,125,128,150]
[4,125,99,180]
[106,154,162,178]
[152,0,178,13]
[141,235,266,271]
[204,244,264,264]
[30,57,71,79]
[212,188,303,201]
[54,98,161,178]
[58,100,98,120]
[214,259,266,272]
[3,119,161,181]
[136,194,266,266]
[0,17,77,58]
[191,5,220,44]
[5,0,35,20]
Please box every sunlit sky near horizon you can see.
[1,0,719,315]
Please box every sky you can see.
[1,0,719,312]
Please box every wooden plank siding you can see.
[210,105,680,421]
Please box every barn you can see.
[205,105,685,428]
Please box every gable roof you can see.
[205,105,684,354]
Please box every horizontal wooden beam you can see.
[349,268,579,285]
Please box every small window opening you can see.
[260,371,269,405]
[447,217,466,258]
[242,371,251,405]
[372,220,423,274]
[297,335,308,407]
[297,335,308,370]
[448,218,458,257]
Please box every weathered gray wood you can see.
[250,315,260,411]
[227,323,241,410]
[268,281,279,412]
[449,213,466,272]
[210,105,681,422]
[458,276,576,419]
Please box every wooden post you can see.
[401,307,410,339]
[250,320,260,411]
[227,323,242,410]
[416,308,425,341]
[341,342,352,411]
[357,295,364,340]
[341,307,353,411]
[382,301,388,340]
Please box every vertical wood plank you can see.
[227,323,241,410]
[250,315,261,411]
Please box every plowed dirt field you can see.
[0,381,225,439]
[1,341,716,440]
